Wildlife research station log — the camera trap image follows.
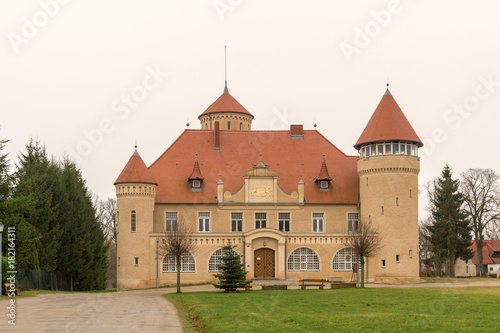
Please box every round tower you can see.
[198,82,254,131]
[114,148,157,290]
[354,87,423,284]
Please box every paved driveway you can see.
[0,288,184,332]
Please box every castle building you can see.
[114,82,423,289]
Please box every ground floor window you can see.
[287,247,320,271]
[332,247,359,271]
[163,252,195,272]
[208,248,237,272]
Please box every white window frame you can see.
[198,212,210,232]
[332,247,360,271]
[278,212,290,232]
[231,212,243,232]
[166,212,177,232]
[191,179,201,188]
[319,180,329,189]
[347,212,359,233]
[255,212,267,229]
[287,247,320,271]
[312,212,324,233]
[208,248,237,272]
[162,252,195,273]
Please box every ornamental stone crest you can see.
[250,183,272,198]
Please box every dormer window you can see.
[314,155,332,192]
[188,154,204,192]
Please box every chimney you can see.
[290,124,303,139]
[214,121,220,151]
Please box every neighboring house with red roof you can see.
[456,240,500,277]
[114,83,423,289]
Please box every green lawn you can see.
[421,277,494,283]
[165,287,500,332]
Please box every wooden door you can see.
[254,248,275,278]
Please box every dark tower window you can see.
[227,121,231,130]
[381,206,384,215]
[240,122,242,130]
[396,198,399,206]
[131,210,136,232]
[382,260,386,268]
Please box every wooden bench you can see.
[299,279,326,290]
[244,280,252,291]
[4,283,19,296]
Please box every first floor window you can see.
[166,212,177,232]
[312,213,324,233]
[396,254,400,263]
[162,252,195,272]
[288,248,320,271]
[279,213,290,232]
[332,248,359,271]
[209,248,237,272]
[231,213,243,232]
[255,213,267,229]
[134,257,139,266]
[198,212,210,232]
[382,260,386,268]
[131,210,136,232]
[347,213,359,233]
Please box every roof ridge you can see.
[313,130,357,158]
[149,129,189,168]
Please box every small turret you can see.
[114,147,157,290]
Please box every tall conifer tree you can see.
[426,165,473,276]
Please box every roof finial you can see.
[195,153,198,161]
[223,46,229,94]
[314,119,317,128]
[133,140,138,155]
[323,154,325,162]
[186,118,190,128]
[384,77,391,95]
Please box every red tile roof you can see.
[354,89,422,149]
[188,157,204,180]
[198,91,253,118]
[470,240,500,265]
[149,130,359,204]
[114,150,158,185]
[315,158,332,181]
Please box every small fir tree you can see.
[212,242,248,293]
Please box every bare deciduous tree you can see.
[159,221,195,293]
[461,168,500,276]
[97,198,118,245]
[346,219,383,287]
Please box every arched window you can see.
[227,121,231,130]
[209,248,236,272]
[162,252,195,272]
[205,123,208,129]
[332,248,360,271]
[131,211,136,232]
[287,248,320,271]
[239,122,242,130]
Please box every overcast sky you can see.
[1,0,499,219]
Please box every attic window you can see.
[192,180,201,188]
[319,181,329,189]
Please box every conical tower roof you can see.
[114,149,158,185]
[198,83,253,118]
[354,88,422,149]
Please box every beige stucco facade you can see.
[116,156,420,289]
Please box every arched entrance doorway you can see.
[254,248,275,278]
